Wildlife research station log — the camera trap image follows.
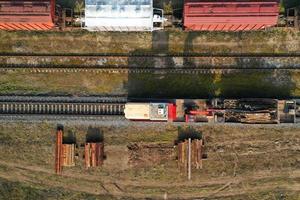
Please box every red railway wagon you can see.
[0,0,55,30]
[183,0,280,31]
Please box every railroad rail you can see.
[0,66,299,74]
[1,52,300,57]
[0,96,126,116]
[1,53,300,74]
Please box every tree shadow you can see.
[215,70,296,98]
[127,29,298,99]
[183,32,199,67]
[127,31,215,99]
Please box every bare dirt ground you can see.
[0,122,299,199]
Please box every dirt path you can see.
[1,159,299,199]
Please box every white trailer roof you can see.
[124,103,150,120]
[85,0,153,31]
[124,103,169,121]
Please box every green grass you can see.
[0,177,119,200]
[128,71,299,99]
[1,29,300,54]
[0,70,299,97]
[0,123,299,199]
[0,72,127,95]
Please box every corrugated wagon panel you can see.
[0,0,55,30]
[85,0,154,31]
[184,0,280,31]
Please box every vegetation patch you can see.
[1,29,300,54]
[0,123,299,199]
[0,72,127,96]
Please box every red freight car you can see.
[0,0,55,30]
[183,0,280,31]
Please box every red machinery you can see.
[168,103,177,122]
[185,109,215,122]
[183,0,280,31]
[0,0,55,30]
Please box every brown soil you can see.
[127,143,174,167]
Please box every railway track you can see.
[2,52,300,57]
[1,53,300,74]
[1,66,299,74]
[0,96,126,116]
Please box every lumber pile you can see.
[85,143,104,168]
[241,113,272,124]
[224,100,238,109]
[225,111,277,124]
[178,139,203,171]
[62,144,75,167]
[55,128,76,174]
[55,129,63,174]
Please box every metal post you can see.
[188,138,191,180]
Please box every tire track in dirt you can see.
[0,160,299,199]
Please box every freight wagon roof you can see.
[183,0,279,31]
[85,0,153,31]
[0,0,55,30]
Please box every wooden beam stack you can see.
[62,144,75,167]
[55,129,76,174]
[241,113,272,123]
[55,129,63,174]
[178,139,203,171]
[85,143,104,169]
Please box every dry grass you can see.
[1,70,299,97]
[0,31,152,54]
[0,72,127,95]
[1,28,300,54]
[0,122,299,199]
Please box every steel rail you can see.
[1,52,300,57]
[0,97,126,116]
[1,66,299,74]
[1,63,300,70]
[0,115,126,121]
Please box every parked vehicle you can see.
[124,98,299,124]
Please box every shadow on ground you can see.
[127,32,298,99]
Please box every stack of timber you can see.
[225,111,241,122]
[241,113,273,124]
[85,143,104,168]
[225,111,277,124]
[178,139,203,171]
[55,128,76,174]
[55,129,63,174]
[224,100,239,109]
[62,144,75,167]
